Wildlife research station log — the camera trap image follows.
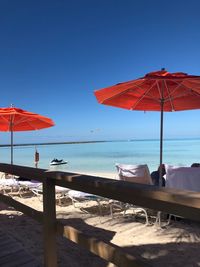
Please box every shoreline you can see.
[74,171,117,179]
[1,137,200,148]
[0,140,107,148]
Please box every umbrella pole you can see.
[10,114,14,165]
[11,127,13,165]
[159,101,164,187]
[159,68,166,187]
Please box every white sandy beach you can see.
[74,171,117,179]
[1,182,200,267]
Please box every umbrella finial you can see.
[10,104,14,107]
[161,68,165,71]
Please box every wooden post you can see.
[43,177,57,267]
[34,148,39,168]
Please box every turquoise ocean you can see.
[0,139,200,176]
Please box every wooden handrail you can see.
[0,194,43,222]
[1,163,200,267]
[1,163,200,221]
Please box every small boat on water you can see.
[50,158,68,166]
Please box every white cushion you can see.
[115,164,153,185]
[18,180,42,188]
[68,190,98,199]
[165,165,200,192]
[0,178,19,186]
[55,186,69,193]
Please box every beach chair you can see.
[0,172,15,179]
[156,165,200,226]
[18,180,42,198]
[165,165,200,191]
[0,177,20,195]
[68,190,104,215]
[30,184,69,205]
[109,164,153,224]
[55,186,70,205]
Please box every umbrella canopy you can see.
[94,69,200,186]
[0,107,55,164]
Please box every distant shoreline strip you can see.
[0,140,107,148]
[0,137,199,148]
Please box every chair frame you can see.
[109,163,152,225]
[68,190,104,216]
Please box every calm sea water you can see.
[0,139,199,175]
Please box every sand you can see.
[72,171,117,179]
[1,189,200,267]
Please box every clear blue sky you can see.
[1,0,200,144]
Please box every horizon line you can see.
[0,137,199,147]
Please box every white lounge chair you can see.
[110,164,153,224]
[68,190,104,215]
[31,184,69,205]
[0,178,20,195]
[18,180,42,197]
[165,165,200,191]
[156,165,200,226]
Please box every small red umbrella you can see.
[0,106,55,164]
[94,69,200,186]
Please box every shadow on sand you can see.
[0,202,200,267]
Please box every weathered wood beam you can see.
[43,178,57,267]
[0,163,45,182]
[0,194,42,222]
[56,222,149,267]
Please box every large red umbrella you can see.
[94,69,200,186]
[0,106,55,164]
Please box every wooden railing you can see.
[0,163,200,267]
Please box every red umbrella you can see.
[0,106,55,164]
[94,69,200,186]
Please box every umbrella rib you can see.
[13,116,35,126]
[13,117,48,130]
[10,114,49,127]
[166,81,188,100]
[133,86,163,102]
[0,113,52,131]
[99,80,147,103]
[9,114,15,131]
[165,80,200,101]
[173,79,200,95]
[0,116,11,131]
[133,81,161,101]
[26,120,38,130]
[164,80,175,110]
[156,80,162,99]
[157,79,200,104]
[0,116,10,123]
[130,80,159,109]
